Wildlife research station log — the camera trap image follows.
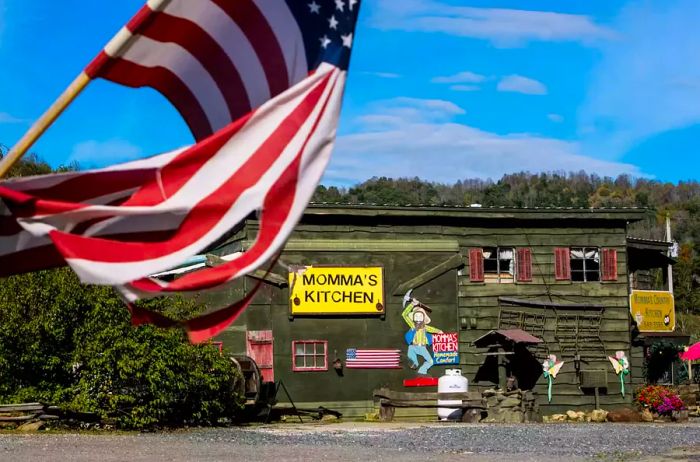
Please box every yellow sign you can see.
[289,266,384,315]
[630,290,675,332]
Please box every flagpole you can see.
[0,0,173,180]
[0,72,91,178]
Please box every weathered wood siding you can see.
[209,211,643,415]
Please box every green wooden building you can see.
[198,204,660,417]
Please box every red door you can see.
[246,330,274,382]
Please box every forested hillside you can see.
[314,173,700,316]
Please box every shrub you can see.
[0,269,244,429]
[635,385,685,415]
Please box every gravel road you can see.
[2,422,700,462]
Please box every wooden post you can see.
[0,72,91,178]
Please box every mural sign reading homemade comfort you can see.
[289,266,385,315]
[630,290,675,332]
[432,333,460,365]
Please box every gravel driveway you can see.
[2,422,700,461]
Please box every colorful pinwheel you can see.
[542,355,564,403]
[608,351,630,396]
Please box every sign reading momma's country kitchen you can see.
[289,266,385,315]
[630,290,675,333]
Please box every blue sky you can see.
[0,0,698,185]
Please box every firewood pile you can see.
[0,403,59,431]
[0,403,99,431]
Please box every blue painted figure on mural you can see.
[402,290,442,375]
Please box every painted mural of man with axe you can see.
[402,289,443,375]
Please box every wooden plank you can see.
[0,403,44,413]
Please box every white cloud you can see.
[497,75,547,95]
[548,113,564,123]
[369,0,614,47]
[69,139,143,166]
[579,0,700,158]
[0,112,27,124]
[328,98,641,185]
[362,71,402,79]
[450,85,481,92]
[432,71,486,84]
[355,97,466,128]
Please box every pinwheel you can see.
[608,351,630,396]
[542,355,564,403]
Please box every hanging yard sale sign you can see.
[289,266,385,315]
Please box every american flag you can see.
[0,0,361,341]
[346,349,401,369]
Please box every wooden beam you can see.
[393,253,464,295]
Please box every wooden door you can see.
[246,330,274,382]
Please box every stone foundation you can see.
[481,389,539,423]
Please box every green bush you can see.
[0,269,243,429]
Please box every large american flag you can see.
[346,349,401,369]
[0,0,361,341]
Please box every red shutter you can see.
[554,248,571,280]
[601,248,618,281]
[469,248,484,282]
[247,330,274,382]
[516,248,532,282]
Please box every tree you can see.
[0,269,243,429]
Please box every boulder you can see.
[502,409,525,423]
[550,414,567,422]
[500,397,522,408]
[566,410,585,422]
[588,409,609,423]
[640,409,653,422]
[606,408,642,423]
[486,396,500,408]
[18,421,45,432]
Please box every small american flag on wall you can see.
[346,349,401,369]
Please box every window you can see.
[483,247,515,283]
[570,247,600,282]
[292,340,328,371]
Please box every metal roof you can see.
[302,203,647,221]
[472,329,543,348]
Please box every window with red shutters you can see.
[469,248,484,282]
[516,248,532,282]
[554,247,571,280]
[601,248,618,281]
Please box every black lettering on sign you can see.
[303,273,315,285]
[368,274,378,286]
[305,291,315,303]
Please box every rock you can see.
[672,410,689,423]
[500,397,521,408]
[551,414,567,422]
[588,409,609,423]
[18,421,45,432]
[542,415,551,423]
[640,409,653,422]
[486,396,499,407]
[502,409,525,423]
[565,410,585,422]
[321,413,339,422]
[606,408,642,423]
[482,389,498,397]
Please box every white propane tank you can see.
[437,369,468,421]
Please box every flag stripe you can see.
[120,71,341,297]
[45,72,334,282]
[96,55,212,139]
[252,0,308,84]
[209,0,289,99]
[139,11,250,122]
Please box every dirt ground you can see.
[1,422,700,461]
